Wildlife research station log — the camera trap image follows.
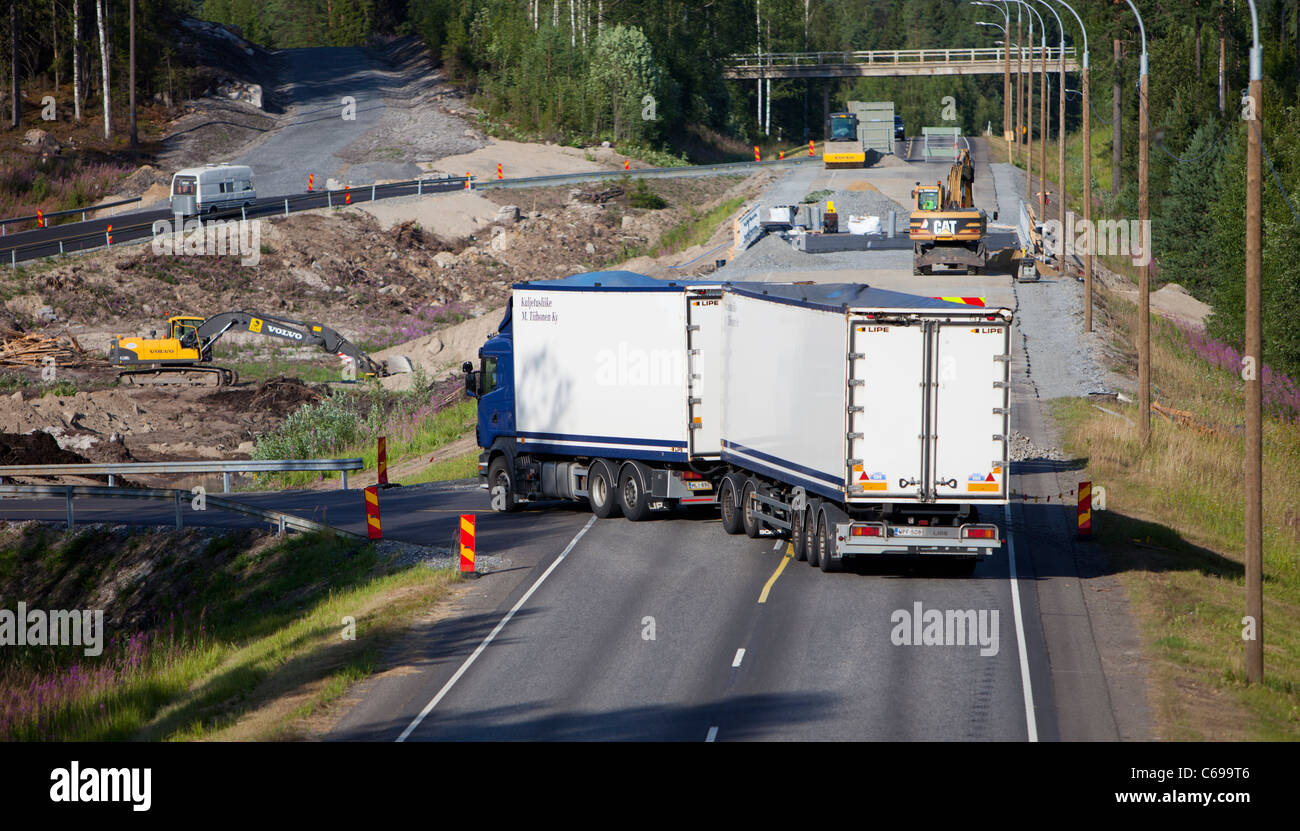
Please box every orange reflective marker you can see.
[465,172,471,190]
[106,224,113,245]
[779,150,784,161]
[365,486,382,540]
[809,140,815,157]
[345,185,351,205]
[36,210,44,228]
[1077,481,1092,538]
[497,163,503,180]
[459,514,476,575]
[754,146,760,163]
[308,174,314,192]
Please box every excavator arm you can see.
[195,311,388,376]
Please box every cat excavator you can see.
[909,148,994,275]
[109,311,412,386]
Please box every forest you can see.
[3,1,1300,378]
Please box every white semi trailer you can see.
[465,273,1010,572]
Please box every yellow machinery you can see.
[109,311,407,386]
[908,148,991,275]
[823,112,866,168]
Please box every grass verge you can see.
[1050,285,1300,740]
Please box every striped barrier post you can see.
[106,224,113,246]
[754,146,760,162]
[37,210,44,228]
[364,486,382,540]
[465,172,471,190]
[377,436,388,486]
[1077,481,1092,538]
[497,163,503,180]
[345,185,351,205]
[779,150,785,160]
[809,140,815,157]
[308,174,314,192]
[459,513,476,576]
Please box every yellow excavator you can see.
[909,148,994,275]
[109,311,411,386]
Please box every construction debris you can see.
[0,330,106,368]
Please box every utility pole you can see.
[129,0,137,147]
[1005,14,1012,161]
[9,2,17,129]
[1017,5,1024,167]
[1039,23,1047,220]
[1113,36,1122,197]
[1026,9,1034,202]
[1244,0,1264,686]
[1124,0,1150,445]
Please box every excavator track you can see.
[117,366,238,387]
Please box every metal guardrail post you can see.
[277,516,286,536]
[341,470,348,490]
[223,472,231,493]
[371,184,376,201]
[328,191,333,208]
[284,198,289,217]
[108,474,115,487]
[418,179,422,196]
[174,490,183,529]
[66,485,74,529]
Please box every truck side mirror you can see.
[462,362,478,398]
[992,211,999,221]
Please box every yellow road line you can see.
[758,543,794,604]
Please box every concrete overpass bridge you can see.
[723,46,1078,79]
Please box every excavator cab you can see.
[916,186,941,212]
[169,316,204,351]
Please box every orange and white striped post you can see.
[364,486,382,540]
[1077,481,1092,539]
[497,163,503,180]
[106,224,113,245]
[809,140,815,157]
[36,210,44,228]
[459,513,476,576]
[308,174,314,192]
[754,146,760,163]
[377,436,388,486]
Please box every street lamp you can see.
[1009,1,1046,212]
[1034,0,1066,239]
[1053,0,1092,332]
[972,2,1012,163]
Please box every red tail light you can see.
[963,527,997,539]
[680,471,703,480]
[851,525,882,537]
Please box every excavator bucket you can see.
[383,355,414,375]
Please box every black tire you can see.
[588,460,621,519]
[791,506,808,562]
[740,479,763,538]
[618,465,651,522]
[817,510,843,573]
[805,501,821,567]
[719,476,744,535]
[487,456,518,513]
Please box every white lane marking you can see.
[732,648,746,668]
[706,726,718,742]
[395,515,598,742]
[1003,503,1039,743]
[772,539,783,550]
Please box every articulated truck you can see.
[464,272,1012,572]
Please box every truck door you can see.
[476,349,515,448]
[928,321,1010,501]
[847,320,926,498]
[687,292,722,457]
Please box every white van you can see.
[170,164,256,217]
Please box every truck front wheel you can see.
[488,457,518,513]
[588,460,621,519]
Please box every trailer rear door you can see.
[687,292,723,457]
[929,320,1010,501]
[847,320,926,498]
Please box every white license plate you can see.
[686,481,713,491]
[892,527,925,537]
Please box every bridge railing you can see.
[727,46,1076,69]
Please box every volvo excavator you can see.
[909,148,995,275]
[108,311,411,386]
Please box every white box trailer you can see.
[467,272,726,518]
[714,283,1010,571]
[169,163,256,217]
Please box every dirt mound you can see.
[0,431,91,465]
[209,376,325,418]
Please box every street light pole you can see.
[1055,0,1092,331]
[1243,0,1264,686]
[973,2,1012,162]
[1122,0,1150,446]
[1036,0,1065,240]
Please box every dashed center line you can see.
[732,648,746,667]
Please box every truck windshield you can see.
[830,117,856,141]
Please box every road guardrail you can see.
[0,457,365,491]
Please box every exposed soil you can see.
[0,431,89,466]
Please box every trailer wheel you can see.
[740,479,763,538]
[791,506,809,561]
[487,457,518,513]
[587,460,621,519]
[804,501,822,567]
[718,477,744,535]
[816,509,843,573]
[618,466,651,522]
